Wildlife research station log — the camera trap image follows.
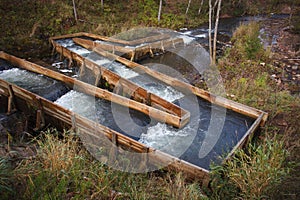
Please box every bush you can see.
[229,22,267,61]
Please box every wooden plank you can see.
[0,51,266,184]
[49,32,171,47]
[0,78,212,183]
[86,46,268,124]
[47,43,191,128]
[73,37,184,61]
[0,51,189,128]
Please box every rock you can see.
[292,65,298,70]
[260,62,266,66]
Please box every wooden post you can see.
[60,46,64,61]
[149,44,154,57]
[130,50,135,61]
[94,70,101,87]
[172,39,176,48]
[161,41,165,53]
[7,84,17,115]
[139,147,149,172]
[146,92,151,106]
[71,114,77,132]
[108,132,118,165]
[79,61,86,79]
[34,97,45,131]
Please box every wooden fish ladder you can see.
[0,51,210,185]
[0,30,269,184]
[50,32,268,164]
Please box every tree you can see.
[186,0,192,15]
[158,0,163,22]
[72,0,78,22]
[208,0,222,65]
[198,0,204,15]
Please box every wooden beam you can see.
[0,51,190,129]
[7,84,17,115]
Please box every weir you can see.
[0,31,267,184]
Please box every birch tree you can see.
[209,0,213,64]
[72,0,78,22]
[208,0,222,65]
[158,0,163,22]
[186,0,192,15]
[198,0,204,15]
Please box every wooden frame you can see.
[49,32,183,61]
[70,36,268,124]
[0,51,190,129]
[29,31,268,184]
[0,52,210,185]
[68,36,269,162]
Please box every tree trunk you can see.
[208,0,222,66]
[101,0,104,10]
[72,0,78,22]
[186,0,192,15]
[158,0,163,22]
[213,0,222,63]
[198,0,204,15]
[208,0,213,65]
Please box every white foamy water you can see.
[143,84,183,103]
[139,119,200,157]
[56,39,91,56]
[194,34,207,38]
[129,76,184,103]
[54,90,97,121]
[69,46,91,56]
[59,69,73,73]
[98,60,139,79]
[177,35,196,45]
[0,68,48,88]
[93,58,111,66]
[57,38,183,102]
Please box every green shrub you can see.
[229,22,267,61]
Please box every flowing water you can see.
[50,37,255,169]
[0,25,257,170]
[54,39,185,103]
[0,61,69,101]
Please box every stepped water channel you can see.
[0,35,255,170]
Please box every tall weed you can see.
[0,158,13,198]
[210,136,288,199]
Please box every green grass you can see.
[210,21,300,199]
[11,129,207,200]
[0,158,13,199]
[209,136,289,199]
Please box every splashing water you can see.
[0,68,69,101]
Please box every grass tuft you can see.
[210,136,289,199]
